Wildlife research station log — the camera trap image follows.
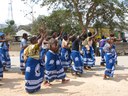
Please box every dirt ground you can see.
[0,51,128,96]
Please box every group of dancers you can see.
[0,28,118,93]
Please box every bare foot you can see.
[44,81,52,86]
[44,83,52,86]
[100,63,105,67]
[62,79,70,84]
[76,73,82,77]
[3,67,8,72]
[21,71,25,75]
[103,75,109,80]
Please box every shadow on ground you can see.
[32,80,84,95]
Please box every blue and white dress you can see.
[40,43,48,63]
[71,50,83,74]
[0,42,11,70]
[82,46,95,67]
[61,48,72,69]
[25,57,44,93]
[111,45,117,64]
[99,39,107,64]
[24,44,45,93]
[58,38,62,56]
[45,50,66,82]
[20,38,27,72]
[0,54,3,79]
[99,47,105,64]
[103,43,115,77]
[71,39,83,74]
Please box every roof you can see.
[15,30,31,36]
[0,24,8,29]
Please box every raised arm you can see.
[56,27,64,40]
[90,28,98,38]
[43,39,49,44]
[0,40,6,42]
[38,32,47,46]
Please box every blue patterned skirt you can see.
[71,50,83,74]
[99,47,105,64]
[25,57,44,93]
[60,48,72,68]
[20,49,25,72]
[0,55,3,79]
[82,46,95,67]
[0,48,11,70]
[104,53,115,77]
[45,51,66,82]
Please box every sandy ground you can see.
[0,51,128,96]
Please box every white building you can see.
[14,30,31,41]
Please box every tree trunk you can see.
[85,3,97,33]
[72,0,85,33]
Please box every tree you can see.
[31,10,81,35]
[31,0,128,33]
[92,0,128,32]
[39,0,89,32]
[3,20,16,35]
[31,15,47,35]
[18,24,32,32]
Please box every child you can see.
[44,38,69,86]
[71,35,83,77]
[110,34,118,65]
[103,37,115,79]
[0,55,2,80]
[61,34,72,71]
[40,36,50,63]
[0,33,11,71]
[24,31,46,93]
[0,32,5,80]
[20,33,28,74]
[82,30,97,70]
[99,36,107,66]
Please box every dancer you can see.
[103,37,115,79]
[0,33,11,71]
[40,36,49,63]
[24,30,46,93]
[82,30,97,70]
[61,34,72,71]
[44,38,69,86]
[99,36,107,66]
[0,55,2,80]
[110,33,118,65]
[71,34,84,77]
[0,32,5,80]
[20,33,28,74]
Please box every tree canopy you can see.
[30,10,81,35]
[27,0,128,34]
[1,20,16,35]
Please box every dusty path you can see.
[0,52,128,96]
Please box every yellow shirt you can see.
[24,43,40,59]
[68,41,72,49]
